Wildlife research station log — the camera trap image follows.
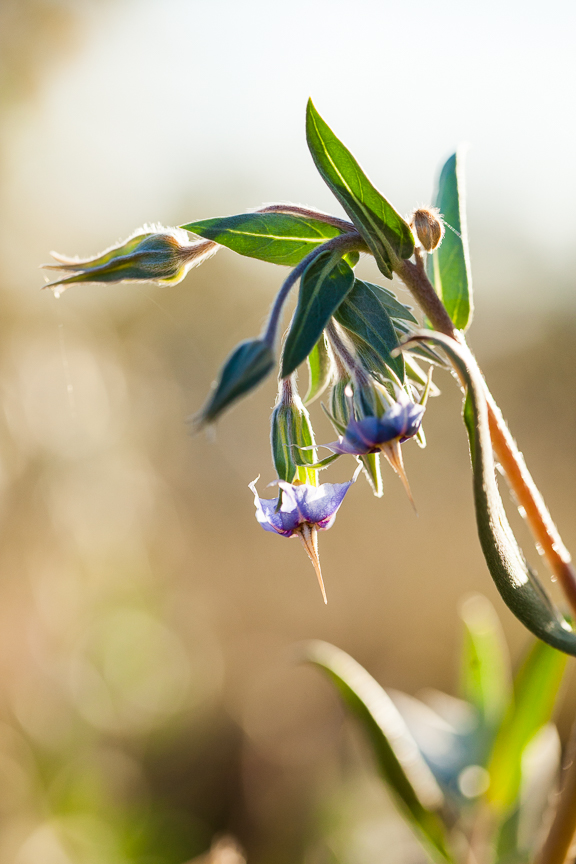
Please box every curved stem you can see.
[262,232,366,348]
[394,252,576,619]
[256,203,356,234]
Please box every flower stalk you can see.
[394,250,576,620]
[262,231,367,349]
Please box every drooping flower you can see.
[41,225,217,295]
[325,392,425,504]
[249,477,356,603]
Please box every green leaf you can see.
[407,332,576,657]
[306,100,414,279]
[304,334,333,405]
[369,283,419,324]
[359,453,383,498]
[197,338,274,425]
[487,640,567,812]
[334,279,404,380]
[426,151,473,330]
[404,354,440,393]
[281,252,355,377]
[181,212,344,266]
[305,641,454,863]
[459,595,511,731]
[395,320,448,367]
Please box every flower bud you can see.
[271,378,317,485]
[411,207,444,252]
[42,225,217,295]
[196,338,275,427]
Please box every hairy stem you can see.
[394,252,576,618]
[257,203,356,234]
[262,231,367,348]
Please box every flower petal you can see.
[249,479,300,535]
[282,480,354,530]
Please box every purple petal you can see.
[325,438,373,455]
[279,480,354,531]
[249,479,299,536]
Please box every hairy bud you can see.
[42,225,218,295]
[271,377,317,485]
[411,207,444,252]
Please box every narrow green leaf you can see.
[426,151,473,330]
[197,338,274,425]
[406,332,576,657]
[404,354,440,393]
[306,100,414,279]
[281,252,355,377]
[305,641,454,863]
[293,450,341,471]
[369,282,419,324]
[181,212,344,266]
[304,334,333,405]
[334,279,404,380]
[395,320,448,367]
[487,640,567,812]
[459,595,511,730]
[359,453,383,498]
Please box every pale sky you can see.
[3,0,576,307]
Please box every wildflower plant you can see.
[43,100,576,864]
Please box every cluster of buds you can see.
[40,198,441,606]
[250,323,433,602]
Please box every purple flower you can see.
[325,394,425,505]
[328,395,424,456]
[249,477,356,603]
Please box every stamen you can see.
[298,524,327,604]
[381,441,417,511]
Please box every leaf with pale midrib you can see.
[182,212,344,266]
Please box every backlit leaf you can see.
[181,212,344,266]
[197,338,274,425]
[306,100,414,279]
[304,334,333,405]
[281,252,354,377]
[426,151,473,330]
[334,279,404,380]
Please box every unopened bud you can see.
[42,225,217,295]
[271,377,317,484]
[411,207,444,252]
[196,338,274,427]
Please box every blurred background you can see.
[0,0,575,861]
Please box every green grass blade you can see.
[459,595,511,730]
[487,640,567,812]
[305,641,455,864]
